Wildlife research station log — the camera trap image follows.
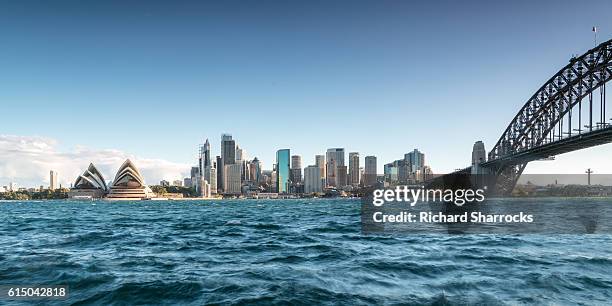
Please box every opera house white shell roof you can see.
[73,163,108,191]
[106,159,152,200]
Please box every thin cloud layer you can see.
[0,135,190,188]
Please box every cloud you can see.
[0,135,190,188]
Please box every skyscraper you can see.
[201,138,216,195]
[364,156,377,186]
[349,152,360,186]
[276,149,290,194]
[224,164,242,195]
[49,170,58,190]
[304,165,322,193]
[290,155,302,184]
[326,148,344,187]
[220,134,235,192]
[215,156,222,193]
[405,149,425,173]
[199,138,211,175]
[315,155,326,184]
[336,166,348,188]
[250,157,262,183]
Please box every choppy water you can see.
[0,198,611,305]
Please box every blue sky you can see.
[1,0,612,186]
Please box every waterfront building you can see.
[336,166,348,188]
[220,134,236,192]
[223,164,242,195]
[206,166,217,194]
[290,155,302,184]
[472,141,486,165]
[199,139,211,175]
[190,166,199,191]
[397,159,411,184]
[326,148,345,187]
[384,163,398,184]
[315,155,326,184]
[363,155,377,186]
[250,157,262,183]
[160,180,170,187]
[349,152,360,186]
[304,165,322,193]
[172,180,183,187]
[50,170,58,190]
[106,159,153,200]
[183,177,192,188]
[276,149,290,193]
[69,163,108,198]
[405,149,425,173]
[215,156,222,192]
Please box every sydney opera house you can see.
[69,159,153,200]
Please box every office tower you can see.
[359,167,365,186]
[325,148,344,187]
[336,166,348,188]
[384,163,398,184]
[199,138,211,174]
[220,134,236,191]
[160,180,170,187]
[250,157,262,183]
[198,177,211,198]
[304,165,322,193]
[315,155,326,183]
[472,141,486,165]
[348,152,360,186]
[276,149,290,193]
[405,149,425,173]
[190,166,199,191]
[290,155,302,184]
[172,180,183,187]
[50,170,58,190]
[364,156,377,186]
[215,156,222,192]
[183,178,192,188]
[206,166,217,194]
[224,164,241,195]
[397,160,411,184]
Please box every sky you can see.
[1,0,612,187]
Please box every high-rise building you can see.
[215,156,222,192]
[304,165,322,193]
[326,148,344,187]
[220,134,235,192]
[290,155,302,184]
[190,166,199,191]
[364,156,377,186]
[472,141,486,165]
[205,166,217,194]
[250,157,262,183]
[49,170,58,190]
[405,149,425,173]
[348,152,360,186]
[199,139,211,175]
[183,177,192,188]
[276,149,290,193]
[315,155,326,183]
[224,164,241,195]
[336,166,348,188]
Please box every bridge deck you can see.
[483,126,612,168]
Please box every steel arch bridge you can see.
[432,38,612,195]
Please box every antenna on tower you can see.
[592,26,597,46]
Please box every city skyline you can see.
[2,1,612,186]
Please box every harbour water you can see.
[0,199,611,305]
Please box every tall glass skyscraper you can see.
[276,149,290,194]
